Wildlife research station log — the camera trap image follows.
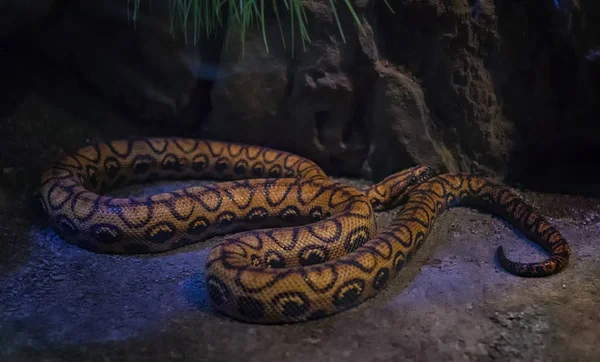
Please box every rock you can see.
[499,0,600,190]
[0,0,55,40]
[203,21,294,153]
[33,0,221,130]
[367,66,453,181]
[4,0,598,193]
[203,0,518,178]
[204,0,373,174]
[373,0,516,178]
[285,37,365,174]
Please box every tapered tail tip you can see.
[496,245,524,276]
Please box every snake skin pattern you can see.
[39,138,571,323]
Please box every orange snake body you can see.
[38,138,570,323]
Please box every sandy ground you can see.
[0,57,599,362]
[1,174,599,362]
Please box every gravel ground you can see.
[1,55,599,362]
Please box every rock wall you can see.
[1,0,599,192]
[0,0,55,40]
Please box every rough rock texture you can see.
[0,0,55,40]
[204,0,374,175]
[374,0,511,177]
[204,0,600,189]
[4,0,599,193]
[31,0,222,132]
[367,66,452,180]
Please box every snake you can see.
[38,137,571,324]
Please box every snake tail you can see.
[405,174,570,278]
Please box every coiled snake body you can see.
[39,138,570,323]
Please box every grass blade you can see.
[127,0,392,55]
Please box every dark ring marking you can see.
[216,211,237,227]
[298,245,329,266]
[90,222,123,244]
[271,291,311,318]
[145,221,177,244]
[245,207,269,223]
[192,154,209,172]
[234,159,249,175]
[269,165,282,178]
[279,205,301,221]
[187,216,211,235]
[264,250,286,268]
[251,163,265,177]
[393,250,406,272]
[372,267,390,290]
[132,154,157,174]
[85,165,99,188]
[103,157,121,179]
[332,278,365,308]
[215,157,230,173]
[161,153,184,172]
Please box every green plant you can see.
[127,0,394,54]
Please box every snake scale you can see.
[39,138,571,324]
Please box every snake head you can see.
[379,165,439,207]
[417,166,438,183]
[408,165,437,185]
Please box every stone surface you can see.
[203,20,295,153]
[366,66,452,181]
[0,46,150,179]
[3,0,599,193]
[0,0,55,40]
[204,0,600,189]
[204,0,373,174]
[510,0,600,193]
[31,0,221,131]
[375,0,514,178]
